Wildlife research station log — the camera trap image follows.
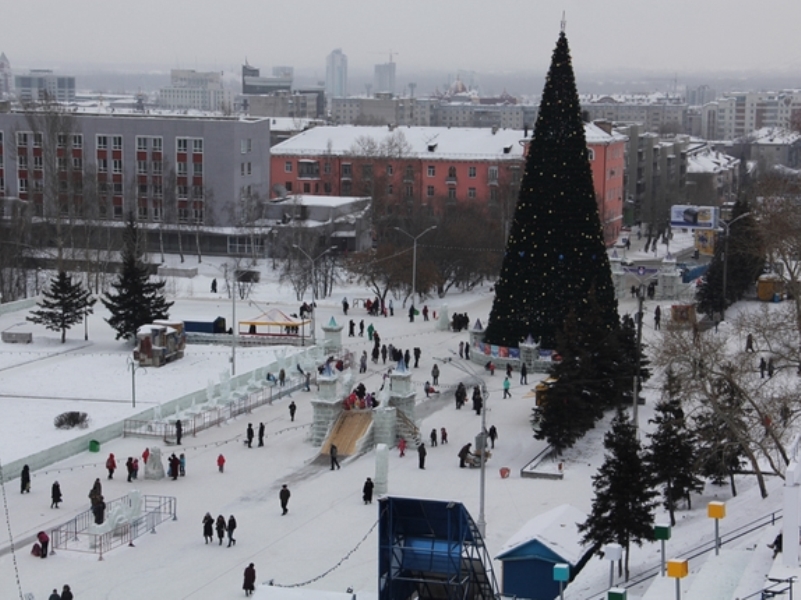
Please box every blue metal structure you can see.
[378,496,500,600]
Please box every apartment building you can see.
[14,70,76,104]
[158,69,234,113]
[581,94,688,134]
[325,49,348,100]
[0,111,271,227]
[700,90,801,140]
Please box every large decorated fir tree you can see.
[484,31,618,348]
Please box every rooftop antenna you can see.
[561,11,567,33]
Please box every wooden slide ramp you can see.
[322,411,373,457]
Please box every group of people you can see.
[202,512,238,547]
[47,585,73,600]
[453,383,484,415]
[457,340,472,360]
[452,313,470,332]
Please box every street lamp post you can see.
[126,356,146,408]
[435,355,488,537]
[293,245,336,345]
[394,225,437,304]
[720,211,751,322]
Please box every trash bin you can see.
[499,467,511,479]
[89,440,100,453]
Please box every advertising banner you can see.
[669,205,719,229]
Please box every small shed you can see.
[495,504,590,600]
[134,324,186,367]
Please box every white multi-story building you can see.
[325,49,348,100]
[14,70,76,104]
[700,90,801,140]
[158,69,234,113]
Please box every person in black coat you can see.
[246,423,254,448]
[227,515,237,547]
[280,484,291,515]
[243,563,256,596]
[51,481,62,508]
[60,585,73,600]
[362,477,374,504]
[417,443,427,469]
[258,423,265,447]
[203,512,214,544]
[215,515,226,545]
[175,419,183,445]
[20,464,31,494]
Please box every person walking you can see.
[360,351,368,373]
[768,357,775,378]
[126,457,135,482]
[37,530,49,558]
[106,453,116,479]
[430,429,438,447]
[488,425,498,449]
[217,454,226,473]
[506,363,513,378]
[330,444,341,470]
[760,356,767,378]
[203,512,214,544]
[422,305,429,321]
[381,344,388,364]
[342,297,349,315]
[289,401,297,422]
[389,299,394,316]
[51,481,62,508]
[503,376,511,399]
[179,453,186,476]
[133,457,139,480]
[348,319,355,337]
[304,372,311,392]
[440,427,448,444]
[458,443,472,468]
[398,438,407,457]
[215,514,226,545]
[417,442,427,469]
[654,305,662,330]
[175,419,183,445]
[211,278,218,293]
[20,464,31,494]
[48,590,61,600]
[243,563,256,597]
[413,347,421,368]
[458,341,464,358]
[278,368,286,387]
[520,363,528,385]
[280,484,291,515]
[359,320,365,337]
[60,585,73,600]
[226,515,237,547]
[409,305,416,323]
[169,453,180,481]
[362,477,374,504]
[246,423,254,448]
[746,333,755,352]
[257,422,265,447]
[431,364,440,385]
[367,323,375,341]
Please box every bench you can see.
[2,331,32,344]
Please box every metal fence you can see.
[50,494,177,560]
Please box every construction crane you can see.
[370,50,399,64]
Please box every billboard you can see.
[670,205,719,229]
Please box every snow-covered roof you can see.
[584,122,628,144]
[269,195,369,208]
[686,147,739,174]
[496,503,588,565]
[749,127,801,145]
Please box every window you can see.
[342,180,352,194]
[299,161,319,178]
[177,162,187,175]
[488,166,499,182]
[33,155,43,170]
[151,137,162,152]
[241,163,246,177]
[285,182,293,192]
[303,182,311,193]
[137,137,148,151]
[152,161,162,174]
[113,159,123,174]
[18,179,28,192]
[193,208,204,224]
[98,201,108,218]
[178,185,188,199]
[138,160,148,174]
[323,162,331,175]
[58,157,68,171]
[34,179,44,192]
[138,205,149,220]
[405,165,414,180]
[18,154,28,168]
[192,186,204,199]
[193,139,203,153]
[153,185,163,198]
[152,202,162,221]
[241,138,252,154]
[57,134,67,148]
[361,164,373,180]
[427,185,435,197]
[98,159,108,173]
[177,138,188,153]
[387,184,393,195]
[97,135,108,149]
[323,182,331,193]
[284,161,293,173]
[113,204,123,219]
[0,177,4,192]
[587,148,595,161]
[17,132,28,147]
[33,133,42,148]
[342,163,352,178]
[72,134,82,149]
[404,184,413,198]
[98,182,109,195]
[448,166,457,179]
[386,164,394,176]
[112,136,123,150]
[427,165,436,177]
[246,162,251,176]
[193,162,203,176]
[113,182,123,195]
[490,187,498,202]
[468,187,476,199]
[72,156,82,170]
[138,184,148,196]
[448,188,457,200]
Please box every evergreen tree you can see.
[618,313,651,406]
[692,389,746,497]
[484,31,618,349]
[696,197,763,317]
[579,409,658,580]
[645,397,703,526]
[27,271,95,343]
[103,213,173,340]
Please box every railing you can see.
[51,494,177,560]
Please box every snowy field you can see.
[0,251,796,599]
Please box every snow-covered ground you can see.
[0,250,795,599]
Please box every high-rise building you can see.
[0,53,11,99]
[14,70,76,104]
[159,69,233,112]
[241,63,292,96]
[373,61,396,96]
[325,49,348,99]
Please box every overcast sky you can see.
[4,0,801,79]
